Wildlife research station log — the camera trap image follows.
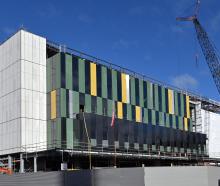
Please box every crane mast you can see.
[177,0,220,95]
[193,19,220,94]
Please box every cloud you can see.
[210,11,220,32]
[129,6,145,16]
[170,74,198,90]
[38,3,61,18]
[78,14,93,24]
[112,39,139,50]
[1,27,15,36]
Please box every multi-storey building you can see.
[0,29,219,172]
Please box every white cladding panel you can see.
[201,109,220,158]
[0,30,47,155]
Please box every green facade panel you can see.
[112,70,118,101]
[60,89,66,117]
[127,104,132,121]
[55,53,61,89]
[139,80,144,107]
[154,84,159,111]
[85,94,91,113]
[107,99,113,117]
[65,54,73,90]
[101,66,107,98]
[73,91,79,113]
[161,87,166,112]
[179,117,183,130]
[143,108,148,123]
[151,110,156,125]
[55,118,61,148]
[47,58,52,92]
[174,91,179,115]
[66,118,73,149]
[97,97,103,115]
[147,82,153,109]
[78,58,85,93]
[130,77,136,105]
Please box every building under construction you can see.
[0,29,220,173]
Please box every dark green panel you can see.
[101,66,107,98]
[139,79,144,107]
[161,87,166,112]
[55,53,61,89]
[65,54,72,90]
[154,84,159,111]
[78,58,85,93]
[180,94,184,116]
[147,82,153,109]
[47,57,52,92]
[174,91,179,115]
[60,88,66,117]
[130,77,136,105]
[112,70,118,101]
[165,113,170,127]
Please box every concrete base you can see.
[0,166,219,186]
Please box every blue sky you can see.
[1,0,220,101]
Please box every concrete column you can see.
[8,155,12,169]
[20,154,24,173]
[34,156,37,173]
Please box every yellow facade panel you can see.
[51,90,57,120]
[117,102,123,119]
[121,73,127,103]
[184,117,188,131]
[90,63,97,96]
[186,95,190,118]
[168,89,174,114]
[135,106,141,123]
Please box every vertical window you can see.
[117,72,122,102]
[85,60,90,94]
[61,53,66,88]
[143,81,147,108]
[135,78,139,106]
[72,55,79,91]
[158,86,162,112]
[96,64,102,97]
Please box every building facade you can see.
[1,29,220,171]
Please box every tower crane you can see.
[177,0,220,95]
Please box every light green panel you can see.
[189,119,192,132]
[130,77,136,105]
[154,84,159,111]
[47,120,52,148]
[60,88,66,117]
[73,91,79,113]
[151,110,156,125]
[165,114,170,127]
[85,94,91,113]
[161,87,166,112]
[180,94,184,117]
[66,118,73,149]
[174,92,179,115]
[112,70,118,101]
[65,54,72,90]
[107,99,114,117]
[47,58,52,92]
[143,108,148,124]
[101,66,107,98]
[139,80,144,107]
[78,58,85,93]
[56,118,61,148]
[147,82,153,109]
[172,115,176,129]
[97,97,103,115]
[159,112,164,126]
[179,117,183,130]
[127,104,132,121]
